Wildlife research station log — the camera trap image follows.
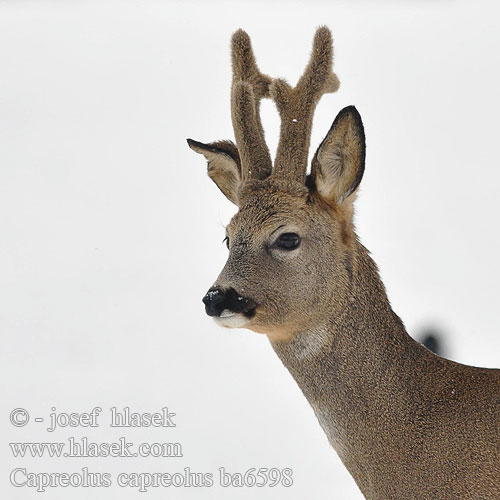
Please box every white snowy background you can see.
[1,1,500,499]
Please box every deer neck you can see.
[270,242,430,489]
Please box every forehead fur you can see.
[229,178,316,233]
[238,177,309,201]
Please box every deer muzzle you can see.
[202,286,257,328]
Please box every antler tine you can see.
[231,29,273,181]
[271,26,340,184]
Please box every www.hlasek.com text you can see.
[10,437,183,458]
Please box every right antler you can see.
[231,29,273,181]
[270,26,340,184]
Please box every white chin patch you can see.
[213,310,250,328]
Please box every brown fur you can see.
[188,27,500,499]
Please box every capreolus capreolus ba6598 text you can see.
[188,27,500,500]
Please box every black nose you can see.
[202,286,256,318]
[202,287,227,317]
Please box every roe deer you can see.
[187,27,500,499]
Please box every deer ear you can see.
[311,106,365,204]
[187,139,242,205]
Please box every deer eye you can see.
[274,232,301,251]
[222,236,229,249]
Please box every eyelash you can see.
[222,233,300,251]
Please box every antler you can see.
[271,26,340,184]
[231,29,273,181]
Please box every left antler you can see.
[230,29,273,181]
[270,26,340,184]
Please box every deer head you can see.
[188,27,365,341]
